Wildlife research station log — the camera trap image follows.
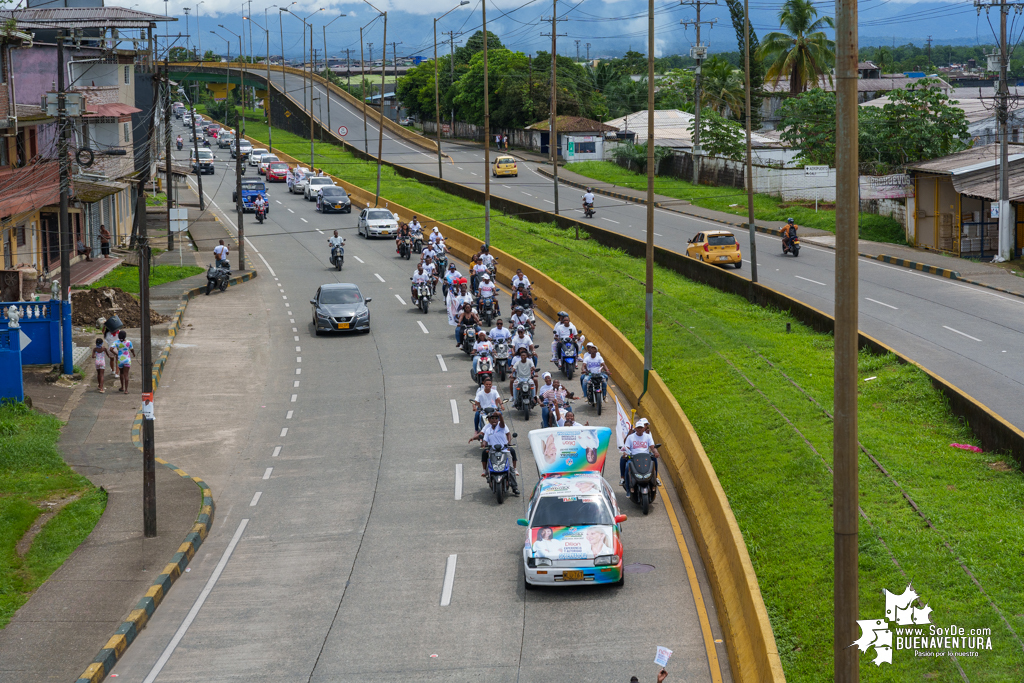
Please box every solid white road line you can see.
[440,554,458,607]
[272,446,282,457]
[943,325,982,342]
[795,275,827,286]
[280,427,288,437]
[263,467,273,480]
[865,297,898,310]
[353,256,364,263]
[250,492,262,506]
[455,464,463,500]
[450,399,459,424]
[437,354,448,372]
[395,294,406,305]
[600,217,620,224]
[417,321,429,334]
[375,273,386,282]
[286,411,293,419]
[141,518,249,683]
[256,252,276,276]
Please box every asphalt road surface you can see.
[106,120,730,682]
[249,67,1024,433]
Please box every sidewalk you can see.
[542,165,1024,298]
[69,255,123,286]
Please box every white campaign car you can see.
[288,166,312,194]
[249,148,268,166]
[357,207,399,238]
[303,176,335,201]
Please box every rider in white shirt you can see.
[489,319,512,343]
[510,268,531,292]
[551,313,579,363]
[471,261,488,293]
[582,189,596,213]
[428,225,441,244]
[579,342,609,401]
[477,273,500,315]
[253,194,267,214]
[471,331,494,379]
[471,377,503,431]
[620,418,660,488]
[510,305,532,333]
[422,255,437,278]
[511,325,536,366]
[411,263,430,302]
[327,230,345,266]
[469,411,519,494]
[509,348,536,405]
[444,263,463,287]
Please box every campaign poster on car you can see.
[530,525,615,560]
[528,426,612,475]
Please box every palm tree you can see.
[757,0,835,95]
[701,56,745,118]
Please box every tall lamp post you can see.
[183,7,191,57]
[219,25,246,131]
[196,1,204,60]
[322,14,346,139]
[359,17,378,156]
[245,14,274,152]
[362,0,386,205]
[283,7,324,168]
[214,28,246,272]
[434,1,469,178]
[278,2,296,98]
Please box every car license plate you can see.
[337,322,349,329]
[562,570,585,581]
[381,230,389,235]
[718,256,729,261]
[335,204,343,209]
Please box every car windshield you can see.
[708,234,736,246]
[311,178,332,185]
[197,151,213,160]
[252,150,267,157]
[367,210,393,220]
[321,187,346,196]
[497,157,514,164]
[320,288,362,305]
[262,156,279,163]
[240,141,251,148]
[531,495,613,527]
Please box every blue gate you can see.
[0,301,63,365]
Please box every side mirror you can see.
[516,518,529,527]
[512,432,518,438]
[614,514,627,524]
[364,298,372,304]
[309,299,316,305]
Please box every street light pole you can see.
[321,15,346,139]
[362,0,387,205]
[434,2,469,179]
[278,3,296,99]
[196,1,204,60]
[642,0,654,401]
[247,14,274,152]
[482,0,490,244]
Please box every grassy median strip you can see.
[0,403,106,629]
[246,125,1023,681]
[81,265,204,293]
[565,160,907,245]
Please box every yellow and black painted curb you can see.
[75,464,214,683]
[871,253,961,279]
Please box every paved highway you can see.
[107,120,730,682]
[256,68,1024,433]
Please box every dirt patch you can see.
[71,287,170,328]
[989,461,1013,472]
[15,492,86,556]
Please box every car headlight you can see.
[594,554,620,566]
[316,309,330,319]
[534,557,552,567]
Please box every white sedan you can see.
[249,149,268,166]
[357,208,399,238]
[303,176,335,201]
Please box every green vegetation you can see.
[0,403,106,628]
[85,265,204,293]
[145,192,167,207]
[565,160,907,244]
[243,125,1024,680]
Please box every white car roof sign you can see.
[528,426,611,476]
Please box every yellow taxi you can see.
[492,155,518,177]
[686,230,742,268]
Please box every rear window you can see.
[321,186,347,195]
[367,210,393,220]
[497,157,514,165]
[531,495,613,527]
[261,155,279,163]
[269,162,288,170]
[708,234,736,246]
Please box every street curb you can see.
[871,254,961,279]
[130,269,257,449]
[74,462,214,683]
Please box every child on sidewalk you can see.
[92,338,110,393]
[113,330,136,394]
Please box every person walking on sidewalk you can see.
[103,316,121,379]
[113,330,136,394]
[99,224,112,258]
[214,239,230,268]
[92,338,111,393]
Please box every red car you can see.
[266,161,289,182]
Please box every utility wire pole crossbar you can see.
[680,0,717,186]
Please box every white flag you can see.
[446,290,459,327]
[614,394,633,451]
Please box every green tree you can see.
[610,141,673,173]
[724,0,763,128]
[201,49,219,62]
[395,59,438,121]
[613,50,649,76]
[605,75,648,119]
[655,68,696,111]
[455,30,504,65]
[453,49,540,128]
[169,47,196,62]
[757,0,835,96]
[701,56,745,117]
[688,108,746,160]
[776,88,837,166]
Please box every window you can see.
[16,223,25,246]
[123,122,130,143]
[124,66,130,84]
[575,141,597,155]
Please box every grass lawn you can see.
[244,125,1024,681]
[83,265,204,293]
[565,160,907,245]
[0,403,106,629]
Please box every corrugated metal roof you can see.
[72,178,129,203]
[0,7,174,28]
[906,144,1015,174]
[907,143,1024,201]
[83,103,142,118]
[528,116,617,133]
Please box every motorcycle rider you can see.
[489,318,512,344]
[444,263,463,290]
[543,379,578,428]
[509,348,537,406]
[253,193,268,220]
[468,411,520,496]
[782,218,798,251]
[175,134,183,150]
[411,262,429,303]
[395,221,412,254]
[456,303,482,348]
[580,342,609,402]
[477,273,500,316]
[511,325,537,366]
[510,305,533,334]
[582,188,596,216]
[510,268,531,293]
[511,284,534,312]
[471,331,495,378]
[471,377,504,431]
[621,418,661,490]
[470,259,488,294]
[551,313,579,363]
[327,230,345,266]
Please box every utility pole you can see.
[235,54,245,272]
[483,0,490,245]
[190,98,205,211]
[642,0,655,403]
[449,32,456,134]
[926,34,932,61]
[368,42,374,64]
[361,26,369,154]
[434,4,469,179]
[183,7,191,56]
[165,58,174,251]
[575,38,580,63]
[376,15,387,205]
[346,47,351,89]
[310,25,315,167]
[392,41,401,85]
[586,42,590,62]
[542,1,567,218]
[742,0,757,284]
[834,0,859,675]
[56,33,72,376]
[681,0,716,185]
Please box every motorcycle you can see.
[255,204,266,224]
[331,244,345,271]
[583,201,595,218]
[558,335,579,380]
[176,139,183,151]
[205,262,230,295]
[460,324,476,356]
[513,376,535,421]
[782,232,800,257]
[486,443,517,505]
[585,372,606,416]
[472,352,495,386]
[478,295,496,326]
[434,253,448,274]
[429,273,439,296]
[411,228,424,253]
[623,445,662,515]
[493,341,510,381]
[398,235,412,260]
[523,306,537,333]
[413,281,431,313]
